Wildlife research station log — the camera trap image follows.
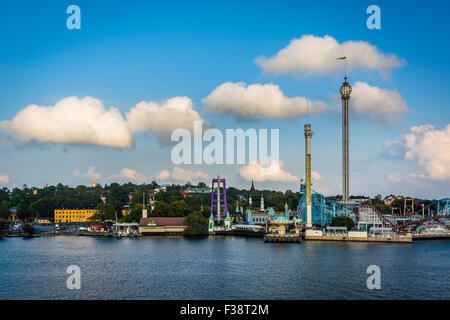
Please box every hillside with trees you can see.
[0,182,302,223]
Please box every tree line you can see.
[0,182,302,223]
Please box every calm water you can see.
[0,236,449,300]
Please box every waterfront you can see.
[0,236,449,300]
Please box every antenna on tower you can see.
[306,99,309,123]
[345,58,347,78]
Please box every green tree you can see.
[109,183,128,203]
[0,189,9,203]
[390,198,405,209]
[22,223,34,235]
[132,185,148,206]
[197,182,207,188]
[372,199,391,214]
[121,203,150,223]
[0,200,9,219]
[168,200,187,217]
[10,193,24,207]
[109,199,124,220]
[17,202,31,220]
[274,202,285,212]
[330,216,355,231]
[184,212,208,236]
[101,203,116,221]
[91,203,116,221]
[0,220,7,233]
[153,201,169,217]
[30,198,56,218]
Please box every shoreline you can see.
[2,231,450,242]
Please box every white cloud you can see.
[0,174,9,184]
[387,173,402,183]
[256,35,404,77]
[126,97,205,145]
[239,161,297,182]
[0,97,134,148]
[351,81,408,123]
[203,82,328,120]
[408,173,425,179]
[73,167,101,180]
[311,170,322,181]
[157,170,171,181]
[380,138,406,160]
[112,168,147,183]
[403,124,450,182]
[157,167,210,183]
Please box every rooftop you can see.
[140,217,185,227]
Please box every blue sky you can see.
[0,0,449,199]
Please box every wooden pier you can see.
[264,233,302,243]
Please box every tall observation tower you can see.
[339,68,352,202]
[304,123,313,228]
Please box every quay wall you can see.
[305,235,412,243]
[413,233,450,240]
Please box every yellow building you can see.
[54,208,98,223]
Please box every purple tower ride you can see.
[210,175,228,224]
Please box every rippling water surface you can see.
[0,236,449,299]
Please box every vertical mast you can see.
[216,175,221,224]
[304,120,313,228]
[338,57,352,202]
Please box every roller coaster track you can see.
[372,206,396,229]
[297,184,356,227]
[356,203,391,228]
[397,215,449,232]
[391,198,429,218]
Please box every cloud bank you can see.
[112,168,148,183]
[126,97,205,145]
[157,167,210,183]
[0,97,134,149]
[239,161,297,182]
[387,173,402,183]
[311,170,322,181]
[0,174,9,184]
[256,35,404,77]
[403,124,450,182]
[110,167,210,185]
[73,167,101,180]
[351,81,408,123]
[1,96,207,148]
[203,82,328,120]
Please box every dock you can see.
[412,233,450,240]
[214,230,264,237]
[305,235,412,243]
[264,233,302,243]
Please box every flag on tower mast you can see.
[336,57,348,77]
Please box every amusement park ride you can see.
[206,65,449,235]
[295,65,449,233]
[296,184,356,227]
[388,198,450,231]
[208,175,232,232]
[295,184,450,231]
